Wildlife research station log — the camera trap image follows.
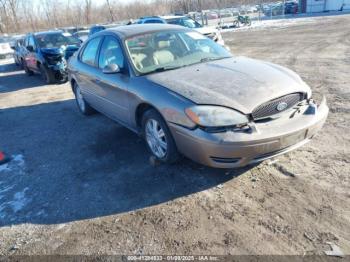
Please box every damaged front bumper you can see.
[47,61,68,82]
[169,97,329,168]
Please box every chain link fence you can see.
[188,0,350,30]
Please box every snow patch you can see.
[0,163,11,172]
[9,188,30,212]
[0,154,25,174]
[0,187,31,220]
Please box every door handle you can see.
[94,78,101,83]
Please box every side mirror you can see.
[102,63,120,74]
[10,45,16,50]
[27,45,34,52]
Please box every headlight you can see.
[185,106,248,127]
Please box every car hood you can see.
[194,26,218,35]
[41,45,79,59]
[146,57,311,114]
[40,47,64,55]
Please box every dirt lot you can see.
[0,14,349,256]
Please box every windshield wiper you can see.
[144,65,184,75]
[200,57,230,63]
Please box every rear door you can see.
[96,35,130,124]
[75,36,104,112]
[25,36,38,71]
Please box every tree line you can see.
[0,0,264,34]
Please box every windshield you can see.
[125,30,231,75]
[35,33,80,48]
[167,17,202,28]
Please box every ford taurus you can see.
[68,24,328,168]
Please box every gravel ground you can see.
[0,14,349,256]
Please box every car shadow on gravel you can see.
[0,100,252,226]
[0,62,56,93]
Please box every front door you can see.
[95,35,130,125]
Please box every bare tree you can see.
[7,0,19,31]
[84,0,92,24]
[20,0,37,31]
[106,0,115,22]
[0,0,9,33]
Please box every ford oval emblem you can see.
[276,102,288,111]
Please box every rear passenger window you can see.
[81,37,102,66]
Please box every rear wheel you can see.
[142,109,179,164]
[73,82,95,115]
[19,58,24,69]
[23,60,33,76]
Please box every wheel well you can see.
[135,103,156,128]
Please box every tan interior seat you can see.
[131,53,147,70]
[153,40,175,65]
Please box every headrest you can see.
[157,40,170,49]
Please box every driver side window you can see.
[98,36,124,70]
[28,36,36,50]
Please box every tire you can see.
[142,109,179,164]
[73,82,95,115]
[19,58,24,69]
[23,60,34,76]
[39,64,55,84]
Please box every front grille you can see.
[252,93,304,120]
[45,55,63,65]
[210,156,241,164]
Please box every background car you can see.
[137,15,225,46]
[73,30,89,42]
[0,37,14,59]
[88,24,121,37]
[23,30,81,83]
[12,37,26,67]
[285,1,299,14]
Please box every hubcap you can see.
[75,86,85,112]
[145,119,167,158]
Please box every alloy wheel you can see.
[75,86,85,112]
[145,119,167,158]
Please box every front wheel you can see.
[39,64,55,84]
[142,109,179,164]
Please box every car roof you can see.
[75,30,89,33]
[104,24,187,38]
[160,15,186,20]
[139,16,162,19]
